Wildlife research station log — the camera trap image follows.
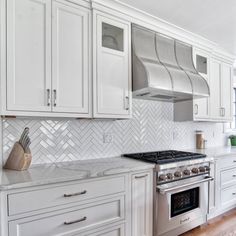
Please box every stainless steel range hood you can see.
[132,25,210,102]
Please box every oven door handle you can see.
[157,176,214,195]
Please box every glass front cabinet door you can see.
[93,11,132,118]
[192,48,210,119]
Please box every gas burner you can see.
[123,150,206,164]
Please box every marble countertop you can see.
[186,146,236,158]
[0,157,154,191]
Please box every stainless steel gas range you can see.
[123,150,214,236]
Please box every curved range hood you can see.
[132,25,210,102]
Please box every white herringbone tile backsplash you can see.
[2,100,226,164]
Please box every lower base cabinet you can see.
[208,156,236,219]
[0,168,154,236]
[131,171,153,236]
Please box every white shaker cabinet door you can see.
[210,59,221,119]
[220,63,232,120]
[52,1,91,115]
[93,12,132,118]
[131,172,153,236]
[7,0,52,112]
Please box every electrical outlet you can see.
[173,131,178,140]
[103,133,113,143]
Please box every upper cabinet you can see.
[7,0,52,113]
[193,48,210,120]
[0,0,234,120]
[174,47,233,122]
[52,1,91,114]
[5,0,92,117]
[93,11,132,118]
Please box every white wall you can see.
[2,99,226,165]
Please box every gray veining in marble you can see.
[0,157,154,190]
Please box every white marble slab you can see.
[0,157,154,190]
[186,146,236,158]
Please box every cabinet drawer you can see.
[221,186,236,208]
[81,224,125,236]
[8,176,125,216]
[218,157,236,170]
[9,196,124,236]
[221,168,236,188]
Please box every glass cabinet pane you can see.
[196,55,207,74]
[102,22,124,51]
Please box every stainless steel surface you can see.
[155,156,213,171]
[157,176,213,194]
[47,89,51,106]
[53,89,57,107]
[132,25,210,102]
[19,127,30,150]
[64,216,87,225]
[156,174,209,236]
[64,190,87,197]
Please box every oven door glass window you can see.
[171,187,199,218]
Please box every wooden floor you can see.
[181,209,236,236]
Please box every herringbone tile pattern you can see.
[2,100,226,164]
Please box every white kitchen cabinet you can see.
[6,0,52,112]
[193,48,210,119]
[131,171,153,236]
[220,63,233,120]
[5,0,91,117]
[209,59,232,121]
[1,174,130,236]
[208,155,236,219]
[210,59,221,119]
[93,11,132,118]
[174,51,233,122]
[52,0,91,114]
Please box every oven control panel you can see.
[157,163,210,184]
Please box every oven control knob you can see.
[204,166,210,172]
[183,169,191,176]
[166,173,174,180]
[199,166,206,172]
[159,174,167,181]
[191,167,199,174]
[174,171,182,178]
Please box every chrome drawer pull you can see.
[135,174,148,179]
[232,193,236,195]
[124,96,129,110]
[233,175,236,177]
[64,190,87,198]
[53,89,57,107]
[64,216,87,225]
[46,89,51,106]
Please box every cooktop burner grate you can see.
[123,150,206,164]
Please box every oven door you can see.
[156,175,213,236]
